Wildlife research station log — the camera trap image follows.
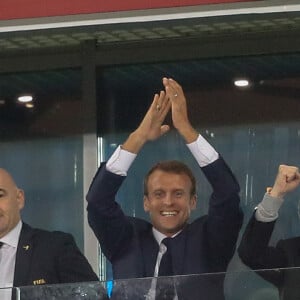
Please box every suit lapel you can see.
[141,231,159,277]
[13,223,34,286]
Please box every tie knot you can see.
[162,237,172,248]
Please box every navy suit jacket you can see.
[239,214,300,300]
[87,157,243,299]
[13,222,99,287]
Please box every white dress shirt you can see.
[0,220,22,300]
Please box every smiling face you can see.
[143,169,197,236]
[0,169,24,239]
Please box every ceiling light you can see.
[25,103,34,108]
[234,79,249,87]
[18,95,33,103]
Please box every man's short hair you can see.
[143,160,196,196]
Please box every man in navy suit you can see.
[87,78,243,299]
[0,168,101,300]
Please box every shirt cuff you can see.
[106,145,137,176]
[186,134,219,167]
[255,192,284,222]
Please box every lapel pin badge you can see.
[23,245,30,251]
[33,279,46,285]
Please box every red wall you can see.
[0,0,256,20]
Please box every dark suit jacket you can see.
[87,157,243,299]
[238,214,300,300]
[14,223,99,286]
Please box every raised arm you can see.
[239,165,300,285]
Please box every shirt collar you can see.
[0,220,22,248]
[152,227,182,245]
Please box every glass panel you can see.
[1,137,84,246]
[0,68,86,249]
[16,268,300,299]
[18,281,106,300]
